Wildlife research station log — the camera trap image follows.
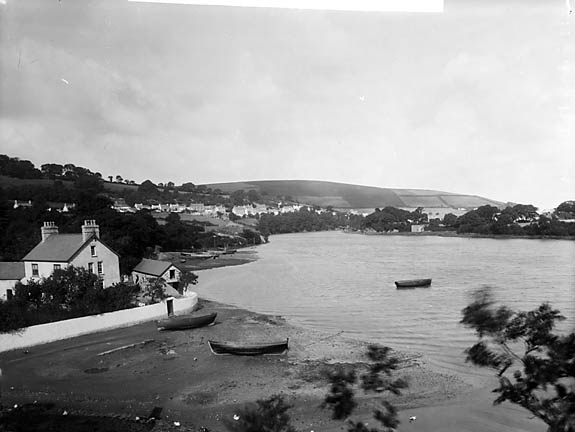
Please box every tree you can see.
[231,190,247,205]
[115,175,123,183]
[461,287,575,432]
[323,344,408,432]
[142,277,168,304]
[556,201,575,215]
[179,270,198,293]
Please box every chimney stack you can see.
[82,220,100,242]
[41,221,59,242]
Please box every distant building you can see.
[187,203,205,213]
[0,262,25,301]
[132,258,182,292]
[411,224,426,233]
[47,202,76,213]
[21,220,121,288]
[13,200,32,209]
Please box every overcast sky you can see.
[1,0,573,209]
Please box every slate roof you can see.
[0,262,25,280]
[22,234,89,262]
[132,258,177,277]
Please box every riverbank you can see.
[158,247,260,272]
[351,229,575,241]
[0,299,544,432]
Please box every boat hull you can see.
[208,339,289,356]
[157,312,217,331]
[395,278,432,289]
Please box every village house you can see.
[187,203,205,213]
[0,262,25,301]
[21,220,121,288]
[131,258,182,292]
[13,200,33,209]
[411,224,426,233]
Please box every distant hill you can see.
[203,180,505,210]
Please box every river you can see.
[194,231,575,378]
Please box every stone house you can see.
[21,220,121,288]
[131,258,182,292]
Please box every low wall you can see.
[0,293,198,353]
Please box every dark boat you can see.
[157,312,217,331]
[395,278,432,289]
[207,338,289,356]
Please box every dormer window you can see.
[91,245,96,257]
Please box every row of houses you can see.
[116,199,305,218]
[0,220,186,301]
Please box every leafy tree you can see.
[556,201,575,215]
[179,182,196,192]
[179,270,198,293]
[231,189,247,205]
[224,394,296,432]
[443,213,458,227]
[323,344,408,432]
[461,287,575,432]
[142,277,168,304]
[247,189,261,203]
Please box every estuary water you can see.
[195,231,575,377]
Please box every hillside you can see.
[204,180,505,210]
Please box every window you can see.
[169,269,176,279]
[32,263,39,277]
[6,289,13,300]
[91,245,96,257]
[97,261,103,275]
[88,262,94,273]
[54,264,61,271]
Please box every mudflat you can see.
[0,298,514,432]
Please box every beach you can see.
[0,247,551,431]
[0,296,545,432]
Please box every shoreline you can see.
[0,298,544,432]
[0,299,465,429]
[346,228,575,241]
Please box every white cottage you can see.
[21,220,121,288]
[132,258,182,291]
[0,262,25,301]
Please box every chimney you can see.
[41,221,59,242]
[82,220,100,242]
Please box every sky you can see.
[0,0,573,210]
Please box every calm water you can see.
[195,232,575,376]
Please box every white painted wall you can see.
[0,292,198,353]
[23,261,67,281]
[23,239,121,288]
[0,280,20,300]
[71,238,121,287]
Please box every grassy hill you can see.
[204,180,505,210]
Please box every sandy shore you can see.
[0,249,547,431]
[0,297,545,432]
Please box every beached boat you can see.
[157,312,217,331]
[207,338,289,356]
[395,278,432,289]
[180,251,214,260]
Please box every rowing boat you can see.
[157,312,217,331]
[395,278,432,289]
[207,338,289,356]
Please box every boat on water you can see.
[395,278,432,289]
[207,338,289,356]
[157,312,217,331]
